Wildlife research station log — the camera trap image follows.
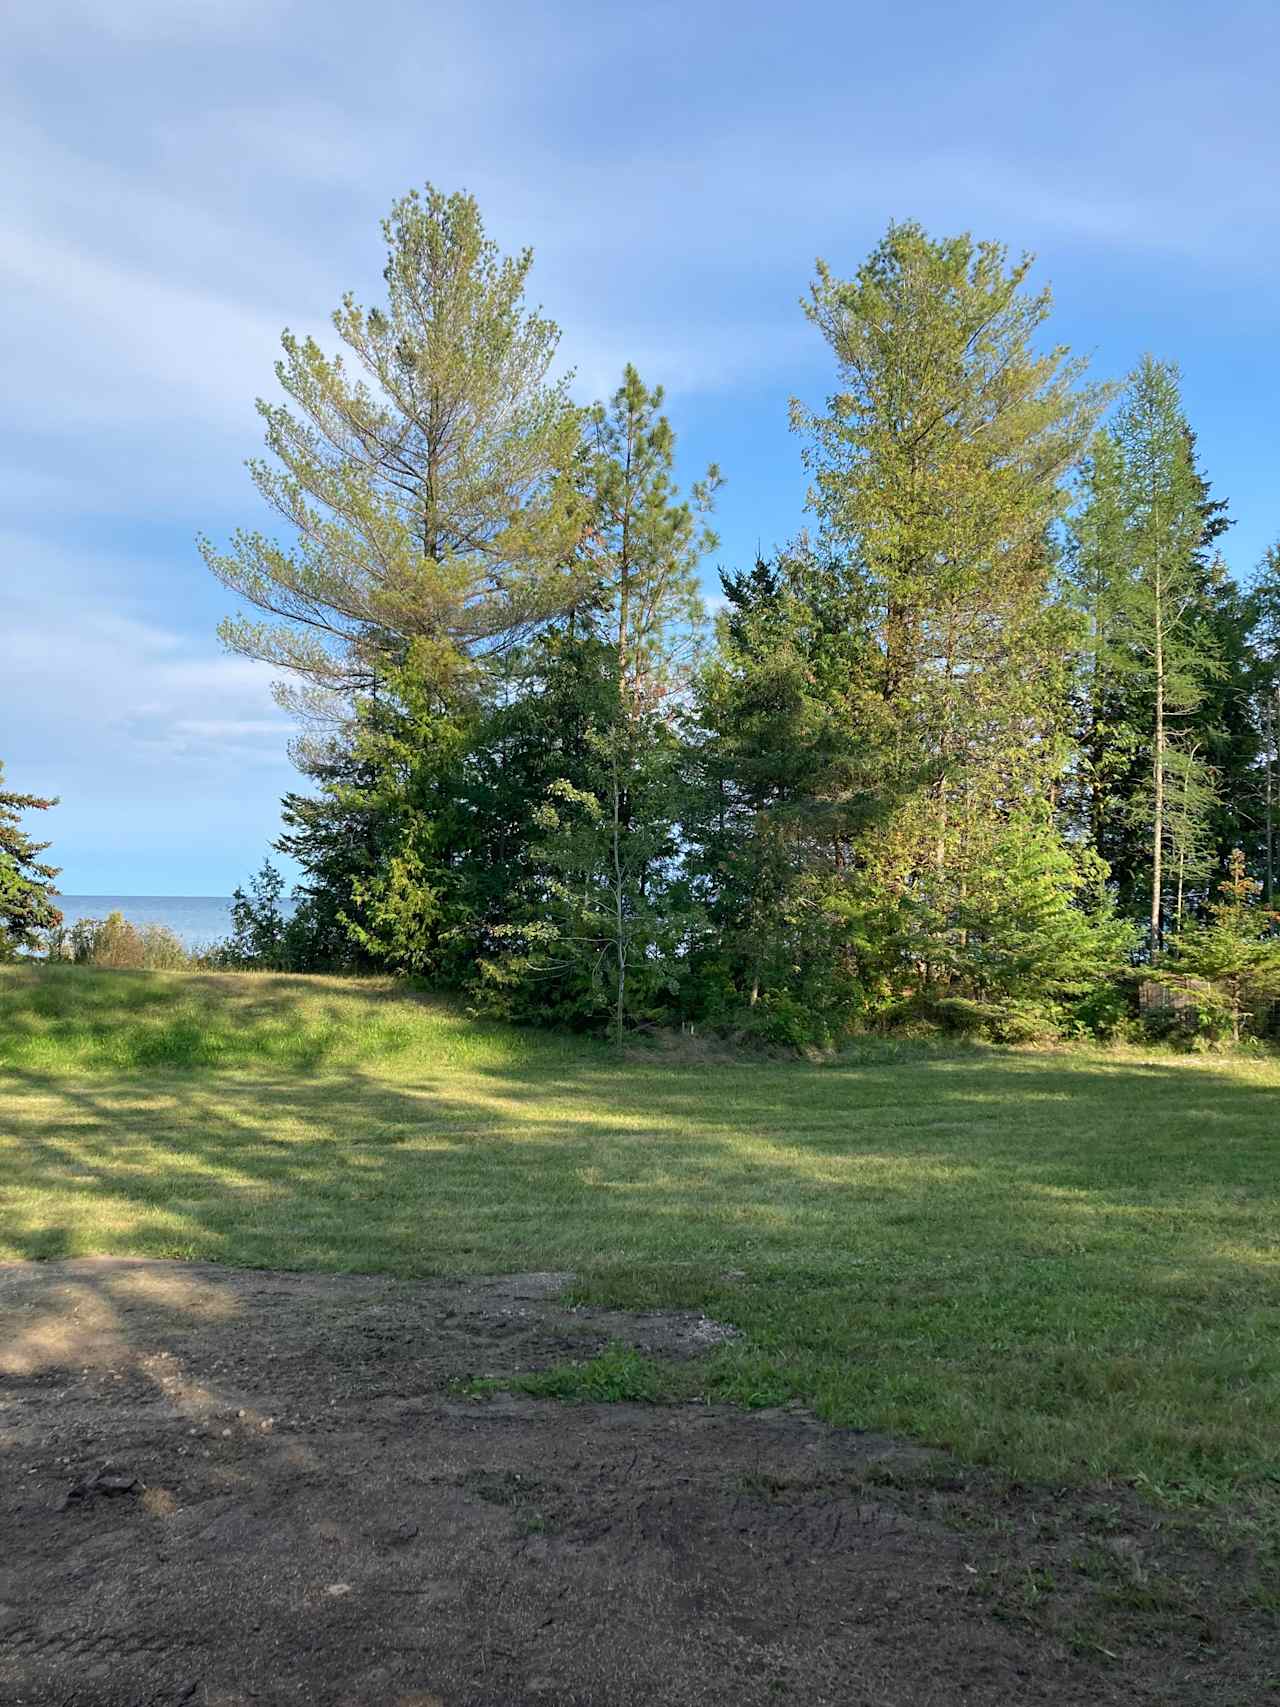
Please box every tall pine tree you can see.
[202,185,587,717]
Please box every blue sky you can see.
[3,0,1278,893]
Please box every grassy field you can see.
[3,962,1279,1515]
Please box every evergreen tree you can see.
[1109,358,1222,947]
[341,646,485,981]
[1251,541,1280,902]
[1162,848,1280,1040]
[272,739,387,972]
[202,185,587,715]
[487,673,693,1043]
[0,763,61,957]
[687,549,894,1038]
[581,365,720,702]
[1064,432,1142,877]
[1066,397,1244,931]
[223,861,289,967]
[941,808,1135,1036]
[793,222,1107,979]
[480,374,720,1041]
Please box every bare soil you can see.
[1,1259,1273,1706]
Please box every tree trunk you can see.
[611,748,626,1051]
[1266,699,1276,907]
[1174,762,1190,931]
[1151,603,1165,951]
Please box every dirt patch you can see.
[0,1258,1272,1706]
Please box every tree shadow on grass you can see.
[4,1038,1280,1492]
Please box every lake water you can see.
[52,896,238,950]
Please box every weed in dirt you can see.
[470,1343,675,1404]
[460,1468,555,1536]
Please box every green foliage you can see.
[0,762,61,957]
[199,197,1280,1052]
[44,912,191,971]
[1065,362,1229,945]
[201,184,587,712]
[479,638,696,1040]
[1160,850,1280,1041]
[795,222,1106,898]
[223,861,289,967]
[940,812,1136,1035]
[685,549,894,1042]
[582,363,719,699]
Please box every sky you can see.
[3,0,1279,894]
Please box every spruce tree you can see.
[480,372,719,1043]
[0,762,62,957]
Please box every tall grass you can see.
[42,911,191,972]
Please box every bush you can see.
[138,923,192,970]
[1140,997,1234,1049]
[1068,981,1132,1040]
[44,911,191,971]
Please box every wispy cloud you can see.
[0,536,292,794]
[4,0,1278,887]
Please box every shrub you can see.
[1069,981,1132,1040]
[44,912,191,971]
[1158,853,1280,1044]
[138,923,191,970]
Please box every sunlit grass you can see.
[2,962,1279,1509]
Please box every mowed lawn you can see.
[3,964,1279,1512]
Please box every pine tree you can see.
[1110,358,1222,948]
[201,186,587,715]
[580,365,720,703]
[793,222,1107,971]
[0,762,62,957]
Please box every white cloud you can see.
[11,0,294,46]
[2,0,1278,888]
[0,535,294,801]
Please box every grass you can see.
[3,962,1280,1516]
[463,1343,675,1404]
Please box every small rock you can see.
[96,1471,141,1495]
[395,1520,419,1542]
[60,1467,141,1509]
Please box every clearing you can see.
[1,966,1278,1703]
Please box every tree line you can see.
[8,186,1280,1044]
[202,188,1280,1046]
